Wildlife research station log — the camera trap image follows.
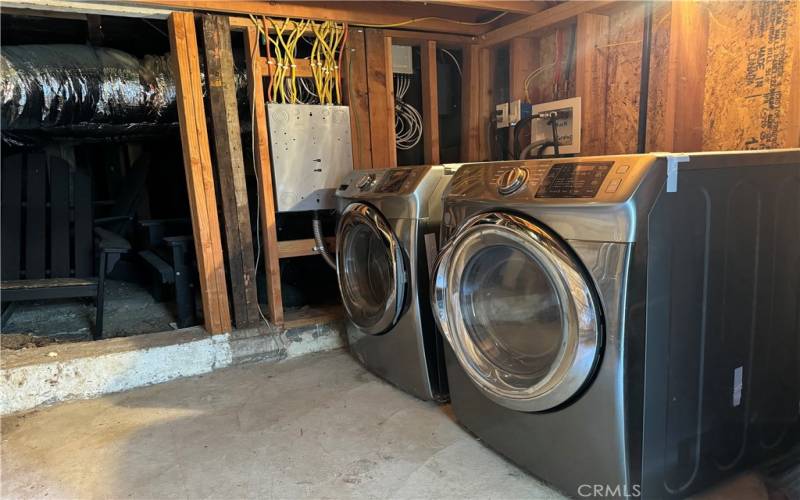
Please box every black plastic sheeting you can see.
[1,44,246,146]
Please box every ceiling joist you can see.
[478,0,615,46]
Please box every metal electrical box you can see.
[266,103,354,212]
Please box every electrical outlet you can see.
[495,102,509,129]
[530,97,581,155]
[508,99,531,126]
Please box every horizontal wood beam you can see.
[419,1,548,16]
[261,58,314,78]
[128,0,488,35]
[478,0,614,47]
[278,237,337,259]
[382,29,477,45]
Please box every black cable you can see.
[549,114,560,156]
[637,1,654,154]
[513,115,535,160]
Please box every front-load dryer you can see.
[335,165,458,401]
[431,150,799,498]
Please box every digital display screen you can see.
[535,162,613,198]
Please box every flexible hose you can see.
[312,214,336,270]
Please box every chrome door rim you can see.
[336,202,405,335]
[432,212,602,412]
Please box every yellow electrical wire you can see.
[356,11,507,28]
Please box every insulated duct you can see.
[1,44,246,144]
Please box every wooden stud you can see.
[509,37,539,104]
[479,1,613,47]
[478,47,494,161]
[420,40,441,165]
[787,0,800,148]
[244,25,284,326]
[460,44,481,161]
[575,13,609,155]
[261,57,313,78]
[661,1,708,152]
[202,14,260,329]
[365,29,396,168]
[168,11,232,334]
[382,29,477,46]
[344,28,373,170]
[423,1,548,16]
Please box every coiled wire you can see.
[393,74,423,150]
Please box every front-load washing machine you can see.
[335,165,458,401]
[431,150,799,498]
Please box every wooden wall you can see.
[518,0,800,155]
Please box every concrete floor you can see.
[2,349,795,499]
[1,350,562,499]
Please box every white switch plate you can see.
[531,97,581,155]
[496,102,509,128]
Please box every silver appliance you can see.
[266,103,353,212]
[432,151,800,498]
[335,165,458,401]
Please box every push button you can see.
[616,164,630,174]
[605,178,622,193]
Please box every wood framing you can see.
[278,237,337,259]
[479,1,613,47]
[202,14,260,329]
[345,28,373,170]
[168,11,231,334]
[420,40,441,164]
[132,0,489,35]
[422,1,548,16]
[575,12,609,155]
[365,29,397,167]
[478,47,494,161]
[244,24,284,326]
[661,1,708,152]
[460,44,481,161]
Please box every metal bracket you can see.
[666,154,690,193]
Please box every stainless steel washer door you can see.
[337,202,406,335]
[432,212,602,412]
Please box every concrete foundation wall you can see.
[1,322,345,415]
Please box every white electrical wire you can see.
[394,74,423,150]
[440,48,462,78]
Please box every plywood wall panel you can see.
[702,0,799,150]
[604,3,644,155]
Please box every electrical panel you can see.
[531,97,581,155]
[392,45,413,75]
[266,103,354,212]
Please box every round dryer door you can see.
[432,212,602,412]
[337,202,406,335]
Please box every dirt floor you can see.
[1,280,181,349]
[2,350,798,499]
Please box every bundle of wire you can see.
[394,74,423,150]
[251,16,347,105]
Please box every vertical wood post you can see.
[661,1,708,152]
[345,28,373,170]
[478,47,494,161]
[365,29,397,167]
[460,44,481,161]
[508,37,539,156]
[244,24,284,326]
[202,14,260,329]
[420,40,441,164]
[575,13,610,155]
[168,12,231,334]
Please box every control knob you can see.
[356,174,376,191]
[497,167,528,195]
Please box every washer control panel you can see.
[336,166,431,197]
[450,155,652,204]
[356,174,376,191]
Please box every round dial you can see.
[497,167,529,195]
[356,174,376,191]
